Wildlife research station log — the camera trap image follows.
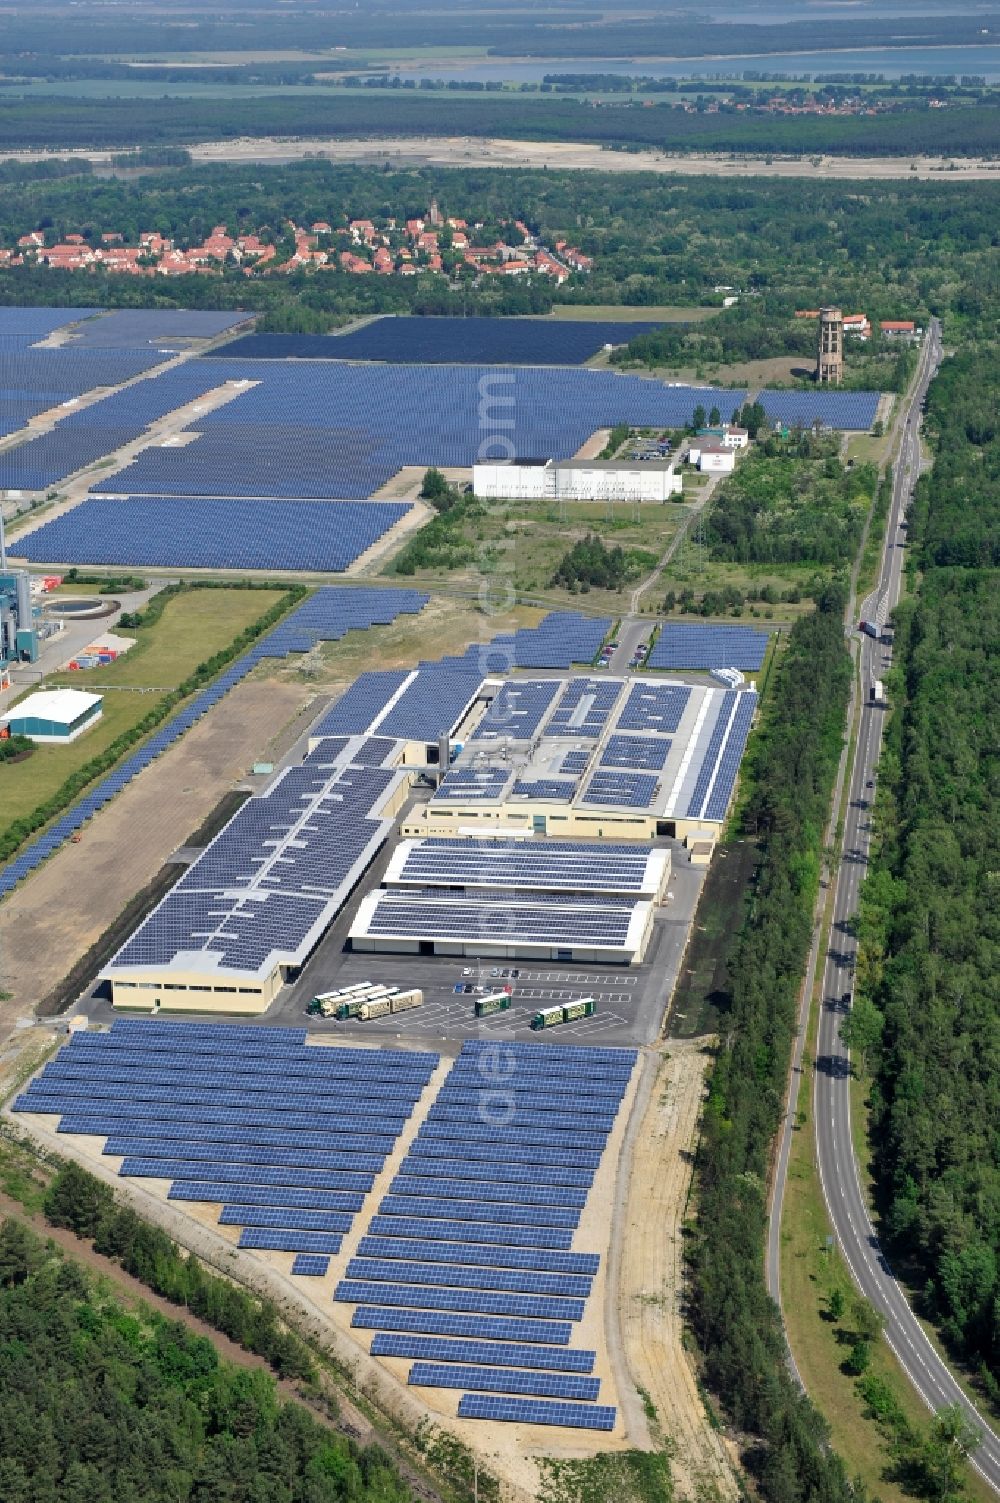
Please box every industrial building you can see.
[401,675,757,845]
[0,570,39,665]
[474,458,682,504]
[1,687,102,743]
[687,442,736,475]
[102,660,755,1011]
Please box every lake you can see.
[382,45,1000,85]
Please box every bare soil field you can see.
[618,1041,741,1503]
[3,138,998,181]
[0,675,310,1029]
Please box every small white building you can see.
[474,458,682,503]
[688,443,736,475]
[1,687,102,743]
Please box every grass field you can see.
[291,595,544,686]
[0,588,282,843]
[381,496,686,615]
[543,305,715,323]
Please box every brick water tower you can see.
[817,306,844,385]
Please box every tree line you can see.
[688,583,856,1503]
[0,1213,414,1503]
[854,347,999,1393]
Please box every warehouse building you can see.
[474,457,682,503]
[0,687,102,743]
[401,675,757,847]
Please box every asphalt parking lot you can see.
[270,856,704,1050]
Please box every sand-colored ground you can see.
[618,1041,741,1503]
[3,139,997,182]
[0,675,310,1026]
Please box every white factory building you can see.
[474,457,682,503]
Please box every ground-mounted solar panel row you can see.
[14,1021,439,1257]
[16,495,413,573]
[220,318,677,367]
[647,623,770,672]
[342,1041,637,1432]
[755,388,880,432]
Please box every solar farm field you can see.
[97,362,743,500]
[222,317,675,366]
[16,496,413,573]
[755,389,880,431]
[12,1026,640,1445]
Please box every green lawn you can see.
[0,588,283,842]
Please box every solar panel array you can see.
[344,1041,637,1430]
[218,318,672,367]
[0,307,103,339]
[111,751,404,978]
[13,1021,438,1262]
[647,624,769,672]
[394,838,658,898]
[18,495,412,573]
[309,614,613,745]
[691,691,757,822]
[616,682,691,734]
[357,888,641,950]
[67,310,250,348]
[0,587,427,902]
[0,357,211,487]
[90,360,743,500]
[544,676,623,738]
[755,388,880,432]
[600,734,670,771]
[434,765,512,802]
[471,680,561,742]
[581,770,659,810]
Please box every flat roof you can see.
[103,734,408,984]
[554,459,676,475]
[2,687,101,724]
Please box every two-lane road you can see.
[816,322,1000,1490]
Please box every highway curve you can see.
[771,319,1000,1492]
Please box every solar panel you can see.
[370,1334,595,1373]
[336,1280,586,1322]
[356,1238,599,1276]
[367,1216,573,1251]
[351,1307,572,1345]
[291,1254,331,1277]
[408,1363,601,1402]
[647,626,768,672]
[457,1394,616,1431]
[346,1258,592,1299]
[220,1207,354,1232]
[220,319,673,367]
[756,388,880,432]
[378,1195,580,1230]
[238,1228,343,1254]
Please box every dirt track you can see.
[618,1041,740,1502]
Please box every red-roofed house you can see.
[880,319,917,336]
